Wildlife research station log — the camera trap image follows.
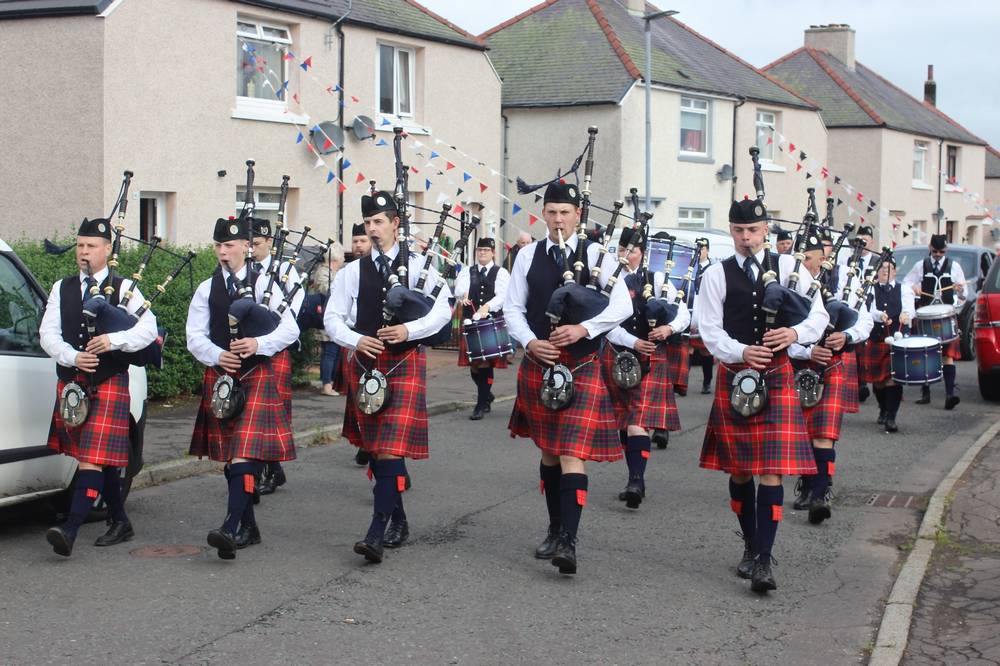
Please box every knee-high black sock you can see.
[101,466,128,524]
[370,459,406,537]
[539,462,561,530]
[873,386,886,412]
[471,368,489,406]
[64,469,104,539]
[624,435,651,488]
[558,473,588,539]
[392,460,408,523]
[811,448,836,500]
[222,462,257,534]
[485,367,495,398]
[886,385,903,419]
[755,484,784,559]
[943,364,957,397]
[728,477,756,544]
[700,354,713,384]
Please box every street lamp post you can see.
[643,9,678,212]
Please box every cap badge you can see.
[376,196,387,207]
[754,205,764,217]
[567,187,577,198]
[230,224,239,235]
[97,223,106,233]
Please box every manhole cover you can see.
[835,490,926,509]
[130,544,203,558]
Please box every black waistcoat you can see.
[208,267,264,372]
[525,239,599,356]
[355,252,420,353]
[721,253,780,346]
[58,275,128,383]
[918,256,954,307]
[620,271,651,341]
[463,265,500,320]
[871,282,903,337]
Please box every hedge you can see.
[14,239,316,400]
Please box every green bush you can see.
[14,239,316,400]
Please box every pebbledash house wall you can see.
[0,0,501,247]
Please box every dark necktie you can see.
[83,276,98,298]
[226,275,237,296]
[377,255,391,282]
[744,258,756,282]
[480,267,487,280]
[253,261,263,274]
[933,260,941,274]
[549,245,564,270]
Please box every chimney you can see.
[626,0,644,16]
[924,64,937,106]
[804,24,855,71]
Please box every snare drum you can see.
[462,315,514,363]
[889,336,943,385]
[914,304,959,343]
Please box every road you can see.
[0,360,996,665]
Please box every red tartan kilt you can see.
[689,334,709,354]
[666,340,689,393]
[47,373,131,467]
[332,351,349,394]
[456,332,510,369]
[600,344,680,431]
[699,353,816,476]
[793,358,848,441]
[859,339,892,384]
[189,363,295,463]
[271,348,293,418]
[508,349,622,461]
[841,348,860,413]
[943,339,961,360]
[344,347,429,459]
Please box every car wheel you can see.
[960,308,976,361]
[979,372,1000,402]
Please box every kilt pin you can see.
[600,343,681,432]
[791,357,849,441]
[700,352,817,476]
[343,347,429,460]
[47,373,131,467]
[189,362,295,463]
[508,349,622,462]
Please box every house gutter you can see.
[332,1,352,244]
[731,96,746,202]
[501,113,510,257]
[936,138,944,236]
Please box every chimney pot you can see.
[924,64,937,106]
[626,0,644,16]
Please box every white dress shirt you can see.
[834,251,876,295]
[788,288,874,360]
[39,266,159,369]
[323,242,453,350]
[607,270,691,349]
[867,280,917,324]
[186,263,301,367]
[502,234,633,348]
[453,261,510,313]
[901,255,968,308]
[253,254,305,316]
[696,250,829,365]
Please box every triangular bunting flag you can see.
[296,132,303,144]
[356,172,366,184]
[453,205,465,216]
[796,163,802,172]
[789,142,796,152]
[322,138,333,151]
[479,182,488,193]
[314,156,323,168]
[341,158,351,170]
[380,118,391,127]
[463,172,472,182]
[512,204,522,216]
[430,151,440,159]
[534,194,542,204]
[425,178,432,191]
[338,182,347,194]
[836,198,843,207]
[500,218,508,228]
[528,214,539,226]
[446,162,455,170]
[799,151,806,161]
[856,192,864,202]
[299,56,312,71]
[805,172,812,179]
[327,171,335,183]
[375,139,387,147]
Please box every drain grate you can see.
[130,544,203,558]
[835,490,927,509]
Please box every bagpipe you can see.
[839,234,869,302]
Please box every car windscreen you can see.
[984,260,1000,294]
[894,249,977,283]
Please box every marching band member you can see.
[788,233,872,524]
[453,237,511,420]
[324,192,452,563]
[187,217,298,559]
[40,218,158,556]
[688,237,715,395]
[350,221,373,260]
[249,217,303,495]
[864,258,916,432]
[838,225,877,403]
[345,222,371,466]
[505,182,631,575]
[775,229,793,255]
[902,234,966,409]
[311,241,346,397]
[697,199,828,593]
[603,227,689,509]
[503,231,533,272]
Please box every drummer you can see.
[453,237,511,420]
[901,234,965,410]
[861,257,915,433]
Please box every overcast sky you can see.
[421,0,1000,149]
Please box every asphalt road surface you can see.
[1,361,996,665]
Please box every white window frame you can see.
[677,206,710,230]
[755,110,777,162]
[913,140,930,188]
[376,42,416,122]
[679,96,711,159]
[233,18,307,125]
[944,145,961,191]
[236,187,284,223]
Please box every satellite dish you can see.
[310,121,344,155]
[351,115,376,141]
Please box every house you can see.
[765,25,989,248]
[483,0,828,240]
[987,147,1000,243]
[0,0,502,247]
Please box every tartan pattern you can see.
[332,351,349,394]
[508,349,622,461]
[792,358,848,441]
[344,348,429,459]
[689,334,709,353]
[189,363,295,463]
[699,353,817,476]
[47,373,131,467]
[456,331,510,369]
[665,340,689,393]
[600,344,680,431]
[859,339,891,384]
[271,348,293,420]
[841,348,860,413]
[944,339,961,360]
[340,388,363,447]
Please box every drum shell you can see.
[889,336,943,385]
[914,305,959,343]
[462,316,514,363]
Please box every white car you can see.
[0,239,147,513]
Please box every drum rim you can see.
[915,304,956,317]
[891,335,942,349]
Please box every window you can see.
[378,43,414,118]
[236,187,285,224]
[913,141,929,184]
[755,111,777,161]
[0,255,45,356]
[946,145,959,183]
[680,97,710,156]
[237,19,292,103]
[678,207,709,230]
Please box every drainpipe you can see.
[501,112,510,259]
[730,96,746,203]
[936,138,944,236]
[332,2,352,244]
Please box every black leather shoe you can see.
[675,386,687,397]
[884,418,898,433]
[383,520,409,549]
[701,381,712,395]
[945,395,960,410]
[737,541,756,579]
[623,482,644,509]
[95,521,134,547]
[46,526,75,557]
[534,525,560,559]
[792,477,811,511]
[652,430,669,449]
[207,528,237,560]
[550,532,577,574]
[353,536,384,563]
[235,523,261,549]
[916,387,931,405]
[877,410,886,425]
[354,449,371,466]
[808,496,832,525]
[485,393,495,413]
[470,405,485,420]
[258,475,277,496]
[750,556,777,593]
[858,384,870,403]
[618,485,646,502]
